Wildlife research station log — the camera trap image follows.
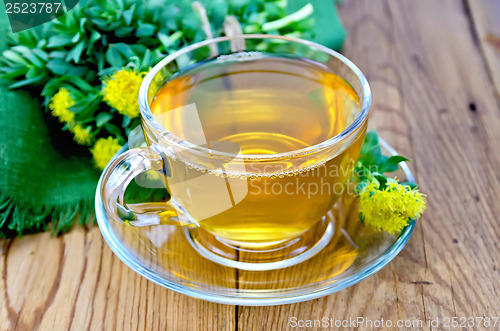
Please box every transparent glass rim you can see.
[138,34,372,161]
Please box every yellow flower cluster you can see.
[70,124,92,145]
[49,88,93,146]
[359,181,426,235]
[90,137,122,170]
[49,68,161,170]
[102,69,145,118]
[49,88,75,123]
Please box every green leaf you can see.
[113,43,137,58]
[122,115,132,127]
[67,66,88,77]
[48,51,67,59]
[46,59,74,75]
[2,50,29,66]
[25,66,46,80]
[105,45,125,68]
[17,29,39,47]
[36,39,47,48]
[79,18,88,33]
[11,47,45,68]
[66,40,86,64]
[98,67,116,77]
[47,35,74,48]
[140,49,152,71]
[8,76,44,89]
[67,76,97,93]
[361,129,379,155]
[104,122,125,139]
[65,9,78,29]
[264,2,283,18]
[96,52,105,72]
[92,18,113,30]
[68,99,90,114]
[158,31,183,49]
[41,77,64,97]
[373,174,387,190]
[122,5,136,25]
[90,30,101,43]
[71,32,81,43]
[0,66,29,79]
[32,48,49,62]
[359,144,384,167]
[136,23,156,37]
[70,94,101,115]
[96,113,113,127]
[115,27,135,37]
[378,155,411,173]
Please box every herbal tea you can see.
[150,54,366,246]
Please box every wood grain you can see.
[1,0,500,330]
[0,228,235,331]
[466,0,500,100]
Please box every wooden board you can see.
[0,228,235,331]
[1,0,500,330]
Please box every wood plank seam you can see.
[463,0,500,105]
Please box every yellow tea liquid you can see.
[150,54,365,246]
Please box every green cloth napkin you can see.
[0,12,99,237]
[0,1,345,238]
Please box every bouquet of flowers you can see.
[1,0,316,170]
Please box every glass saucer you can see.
[95,138,416,306]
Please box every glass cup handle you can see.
[100,144,196,227]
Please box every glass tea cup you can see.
[100,35,371,270]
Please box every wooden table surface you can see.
[1,0,499,330]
